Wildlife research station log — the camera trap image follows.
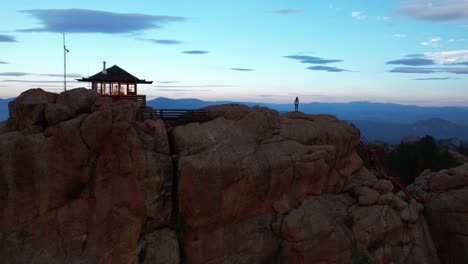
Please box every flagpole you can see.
[63,33,69,91]
[63,33,66,91]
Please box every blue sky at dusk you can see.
[0,0,467,106]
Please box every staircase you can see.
[359,137,424,203]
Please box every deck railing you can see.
[137,108,210,124]
[102,94,146,107]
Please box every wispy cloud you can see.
[230,68,254,72]
[18,9,186,33]
[389,67,468,74]
[284,55,342,64]
[156,85,232,88]
[351,11,367,20]
[376,16,391,21]
[286,54,349,72]
[424,50,468,63]
[155,88,212,92]
[393,33,407,39]
[420,37,442,46]
[144,38,182,45]
[274,8,304,14]
[158,81,180,84]
[386,58,435,66]
[412,77,460,80]
[397,0,468,22]
[0,61,8,64]
[0,72,81,77]
[0,72,30,76]
[0,35,17,42]
[3,79,78,83]
[182,50,209,55]
[449,61,468,65]
[39,73,82,78]
[307,66,349,72]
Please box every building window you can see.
[104,83,110,95]
[97,83,102,94]
[112,83,119,95]
[119,83,127,95]
[128,84,135,94]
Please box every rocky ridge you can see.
[0,88,456,263]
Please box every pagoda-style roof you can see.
[78,65,152,84]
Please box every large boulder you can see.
[411,163,468,263]
[45,103,74,126]
[7,88,56,132]
[56,88,100,115]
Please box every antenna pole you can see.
[63,33,67,91]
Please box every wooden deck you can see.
[137,108,210,125]
[102,94,146,108]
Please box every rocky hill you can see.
[0,88,466,263]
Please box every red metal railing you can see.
[359,137,424,203]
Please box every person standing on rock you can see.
[294,96,299,112]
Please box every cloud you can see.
[449,61,468,65]
[158,81,180,84]
[424,50,468,63]
[420,37,442,46]
[274,8,304,14]
[389,67,468,74]
[0,61,8,64]
[405,54,425,58]
[284,55,342,64]
[39,73,82,78]
[18,9,186,33]
[156,85,232,88]
[376,16,391,21]
[393,33,407,39]
[182,50,209,54]
[0,35,17,42]
[397,0,468,22]
[307,66,349,72]
[3,79,78,83]
[351,11,367,20]
[412,77,460,80]
[0,72,31,76]
[144,39,182,45]
[155,88,212,92]
[386,58,435,66]
[230,68,254,72]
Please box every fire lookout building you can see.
[78,62,152,107]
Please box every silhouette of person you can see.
[294,96,299,111]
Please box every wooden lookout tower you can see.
[78,61,152,107]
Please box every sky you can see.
[0,0,467,106]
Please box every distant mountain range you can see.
[147,98,468,143]
[350,118,468,143]
[2,96,468,143]
[0,98,13,121]
[147,97,468,124]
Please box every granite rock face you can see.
[171,105,438,264]
[0,89,444,264]
[411,163,468,263]
[0,88,173,264]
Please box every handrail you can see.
[138,108,209,122]
[359,138,424,203]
